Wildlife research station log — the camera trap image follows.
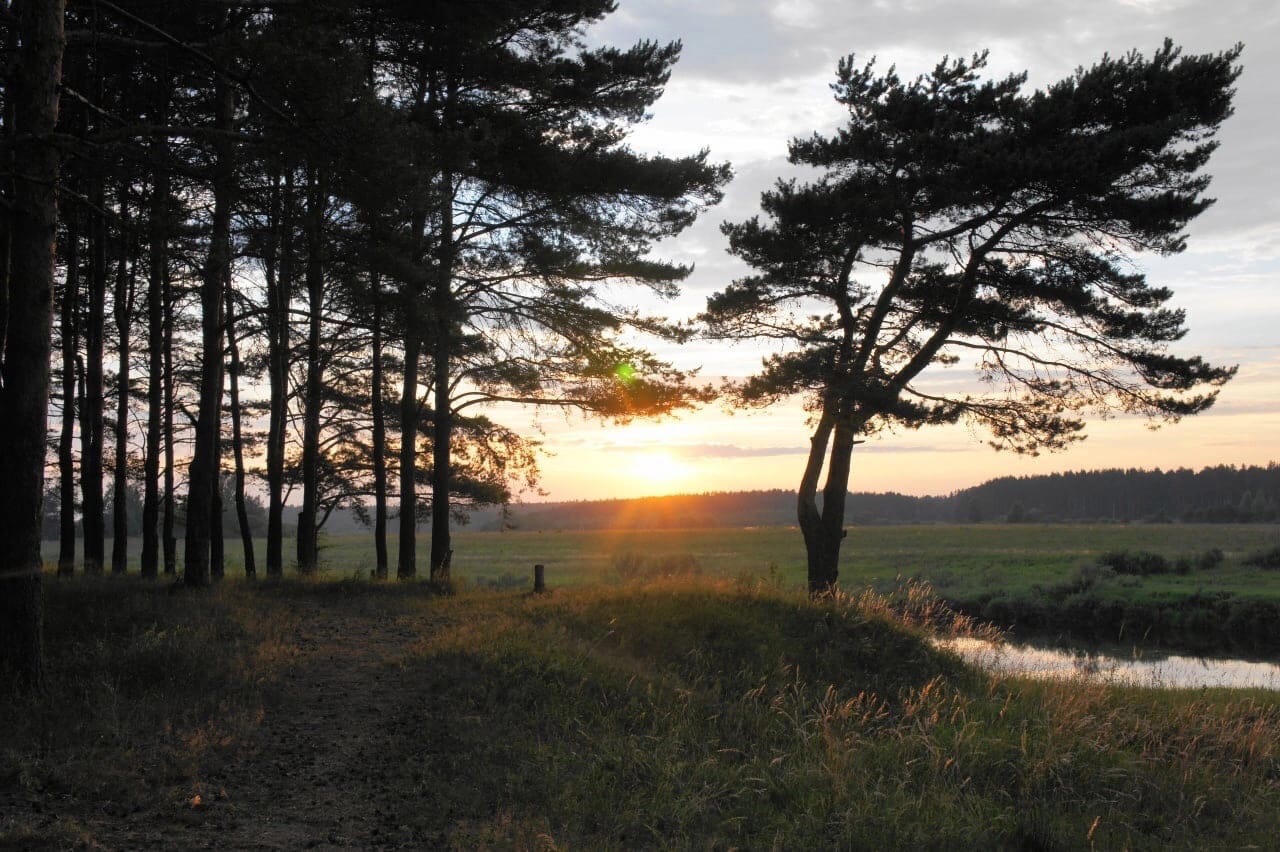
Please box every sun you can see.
[627,450,691,490]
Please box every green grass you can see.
[4,575,1279,847]
[0,579,289,846]
[65,522,1278,587]
[46,522,1280,650]
[393,579,1280,848]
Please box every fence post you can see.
[533,563,546,593]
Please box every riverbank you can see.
[3,576,1279,847]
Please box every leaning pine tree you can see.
[703,42,1242,594]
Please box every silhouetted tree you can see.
[706,43,1241,593]
[372,3,728,582]
[184,73,237,587]
[0,0,67,688]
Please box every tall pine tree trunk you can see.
[428,312,451,584]
[81,187,106,575]
[226,279,255,579]
[210,397,224,583]
[139,0,170,582]
[265,170,290,579]
[428,77,459,586]
[0,10,15,363]
[110,189,132,575]
[397,294,419,580]
[183,80,235,587]
[429,171,455,585]
[398,206,429,581]
[210,268,227,584]
[58,212,79,577]
[0,0,66,688]
[371,275,388,579]
[296,167,324,575]
[161,240,176,576]
[141,138,168,579]
[398,67,433,582]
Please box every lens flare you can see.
[614,362,638,384]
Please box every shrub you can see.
[1098,550,1170,576]
[1049,562,1115,596]
[1243,547,1280,570]
[1196,548,1225,570]
[1225,599,1280,645]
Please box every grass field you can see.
[59,522,1280,591]
[48,522,1280,650]
[4,576,1279,848]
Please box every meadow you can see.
[4,574,1279,848]
[140,522,1278,593]
[355,522,1280,653]
[59,522,1280,651]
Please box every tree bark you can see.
[397,207,427,581]
[183,79,235,587]
[371,274,388,579]
[428,142,456,585]
[397,295,419,580]
[265,169,291,578]
[0,7,16,363]
[58,211,79,577]
[226,279,256,579]
[81,184,107,575]
[428,300,452,585]
[161,235,176,576]
[0,0,66,689]
[141,128,169,579]
[797,414,835,595]
[210,399,224,582]
[797,411,858,595]
[110,188,133,574]
[296,166,324,575]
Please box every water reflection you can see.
[937,637,1280,691]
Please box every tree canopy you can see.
[704,41,1243,593]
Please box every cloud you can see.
[597,1,1280,255]
[583,441,806,457]
[585,440,974,458]
[854,443,972,454]
[562,0,1280,482]
[671,443,806,458]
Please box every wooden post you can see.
[533,564,546,593]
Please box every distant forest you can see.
[452,464,1280,531]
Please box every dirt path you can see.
[100,598,440,851]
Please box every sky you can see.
[511,0,1280,503]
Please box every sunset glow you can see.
[626,450,693,490]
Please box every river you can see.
[937,637,1280,690]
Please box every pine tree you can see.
[0,0,68,688]
[705,43,1241,593]
[371,1,729,582]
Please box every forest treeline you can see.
[466,464,1280,530]
[0,0,1250,684]
[7,1,727,592]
